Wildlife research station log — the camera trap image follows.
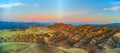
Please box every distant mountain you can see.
[107,23,120,26]
[91,23,120,26]
[0,21,120,30]
[0,21,50,30]
[65,23,120,26]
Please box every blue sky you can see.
[0,0,120,23]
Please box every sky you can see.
[0,0,120,24]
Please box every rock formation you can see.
[0,23,120,53]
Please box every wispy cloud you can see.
[103,6,120,11]
[114,1,120,5]
[61,11,91,18]
[33,3,39,8]
[0,2,25,8]
[103,1,120,11]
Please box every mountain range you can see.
[0,21,120,30]
[0,21,51,30]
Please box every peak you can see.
[53,23,72,26]
[50,23,73,29]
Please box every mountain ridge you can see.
[0,21,120,30]
[0,21,50,30]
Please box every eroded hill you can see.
[0,23,120,53]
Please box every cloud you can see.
[33,3,39,8]
[103,6,120,11]
[60,15,114,23]
[15,15,58,22]
[0,2,25,8]
[103,1,120,11]
[61,11,91,18]
[114,1,120,5]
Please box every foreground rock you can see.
[0,42,88,53]
[96,48,120,53]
